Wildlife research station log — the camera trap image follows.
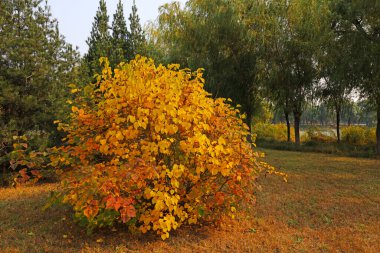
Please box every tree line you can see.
[0,0,146,175]
[147,0,380,153]
[271,99,376,127]
[1,0,379,166]
[84,0,146,78]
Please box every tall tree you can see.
[128,0,146,59]
[111,0,129,66]
[153,0,258,129]
[333,0,380,154]
[249,0,294,142]
[0,0,81,176]
[250,0,331,145]
[318,37,355,143]
[84,0,111,78]
[0,0,80,136]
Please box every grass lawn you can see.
[1,149,379,252]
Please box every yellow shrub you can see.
[52,56,280,239]
[365,128,376,145]
[252,123,294,142]
[305,127,335,143]
[341,126,376,145]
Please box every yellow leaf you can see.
[116,131,124,141]
[128,115,136,123]
[161,232,169,240]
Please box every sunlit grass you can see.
[1,149,379,252]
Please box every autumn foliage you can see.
[53,56,278,239]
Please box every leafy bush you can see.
[305,126,336,144]
[364,128,376,146]
[1,132,52,186]
[341,126,375,146]
[252,122,294,142]
[53,56,281,239]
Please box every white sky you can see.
[48,0,187,54]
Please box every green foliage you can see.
[128,0,146,58]
[0,0,81,181]
[250,0,332,144]
[0,0,80,134]
[84,0,112,77]
[152,0,258,126]
[252,101,274,124]
[332,0,380,153]
[85,0,146,76]
[111,0,129,67]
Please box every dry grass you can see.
[1,149,379,252]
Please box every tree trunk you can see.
[377,105,380,155]
[336,103,341,144]
[246,111,253,143]
[294,112,301,146]
[2,166,6,186]
[285,110,291,142]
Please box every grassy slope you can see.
[0,149,379,253]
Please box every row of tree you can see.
[0,0,146,140]
[146,0,380,154]
[0,0,147,176]
[84,0,146,78]
[272,100,377,127]
[0,0,82,144]
[1,0,379,160]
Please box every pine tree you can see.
[0,0,81,135]
[128,0,146,59]
[0,0,81,175]
[84,0,111,77]
[111,0,129,66]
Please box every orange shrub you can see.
[52,56,281,239]
[7,136,47,186]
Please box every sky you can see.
[48,0,187,55]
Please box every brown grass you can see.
[1,149,379,252]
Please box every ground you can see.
[1,149,379,253]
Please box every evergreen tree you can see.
[0,0,80,136]
[0,0,81,175]
[84,0,111,77]
[111,0,129,66]
[128,0,146,59]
